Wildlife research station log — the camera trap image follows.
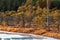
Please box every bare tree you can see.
[46,0,50,31]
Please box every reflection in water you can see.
[4,38,10,40]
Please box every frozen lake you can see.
[0,31,58,40]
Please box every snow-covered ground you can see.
[0,31,59,40]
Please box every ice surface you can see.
[0,31,58,40]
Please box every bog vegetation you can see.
[0,0,60,32]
